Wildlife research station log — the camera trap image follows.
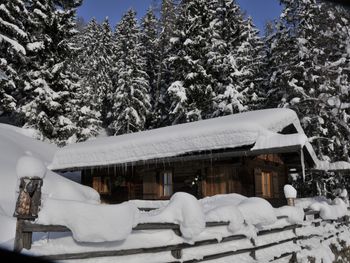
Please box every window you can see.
[162,171,173,197]
[92,176,110,194]
[261,172,272,198]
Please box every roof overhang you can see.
[54,144,315,172]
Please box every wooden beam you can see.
[36,223,304,261]
[22,223,70,233]
[22,221,233,234]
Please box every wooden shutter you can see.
[143,172,157,199]
[272,172,279,198]
[254,168,262,197]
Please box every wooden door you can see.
[143,172,157,199]
[205,166,227,196]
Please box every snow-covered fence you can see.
[15,209,350,262]
[12,178,350,262]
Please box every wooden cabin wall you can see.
[81,153,288,205]
[82,167,143,203]
[139,163,206,200]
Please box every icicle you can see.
[300,148,305,182]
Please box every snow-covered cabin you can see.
[49,109,318,206]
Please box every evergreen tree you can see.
[21,0,82,145]
[265,0,350,162]
[164,0,264,124]
[208,0,264,117]
[70,18,115,141]
[154,0,177,126]
[0,0,29,118]
[109,9,151,135]
[140,9,160,128]
[164,0,214,124]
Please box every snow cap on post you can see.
[16,156,47,179]
[284,184,297,206]
[284,184,297,198]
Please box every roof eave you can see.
[52,144,309,172]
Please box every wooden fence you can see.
[15,212,350,262]
[13,177,350,262]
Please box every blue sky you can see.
[77,0,282,35]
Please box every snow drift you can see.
[0,124,100,248]
[139,192,206,239]
[38,199,139,242]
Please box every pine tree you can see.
[109,9,151,135]
[208,0,264,117]
[154,0,177,126]
[164,0,214,124]
[140,9,160,129]
[0,0,29,118]
[70,18,115,141]
[21,0,82,145]
[265,0,350,162]
[164,0,264,124]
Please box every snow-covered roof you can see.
[49,108,316,170]
[316,161,350,171]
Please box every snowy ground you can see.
[0,124,99,250]
[1,124,350,262]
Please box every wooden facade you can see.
[80,152,299,207]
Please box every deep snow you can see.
[0,124,99,249]
[49,108,317,170]
[1,123,350,262]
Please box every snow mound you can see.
[202,194,277,228]
[205,205,244,233]
[0,124,100,216]
[295,196,330,210]
[16,155,47,179]
[0,124,100,248]
[200,193,247,213]
[284,184,297,199]
[309,198,348,220]
[275,206,304,224]
[37,199,139,242]
[140,192,205,240]
[238,197,277,226]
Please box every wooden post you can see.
[13,177,43,252]
[171,249,182,260]
[249,238,256,260]
[287,198,295,206]
[14,220,24,252]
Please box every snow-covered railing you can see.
[16,214,349,262]
[13,178,350,262]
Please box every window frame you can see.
[161,170,173,198]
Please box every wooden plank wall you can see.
[81,154,289,204]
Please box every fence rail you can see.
[12,177,350,262]
[15,210,349,262]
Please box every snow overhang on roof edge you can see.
[49,109,316,171]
